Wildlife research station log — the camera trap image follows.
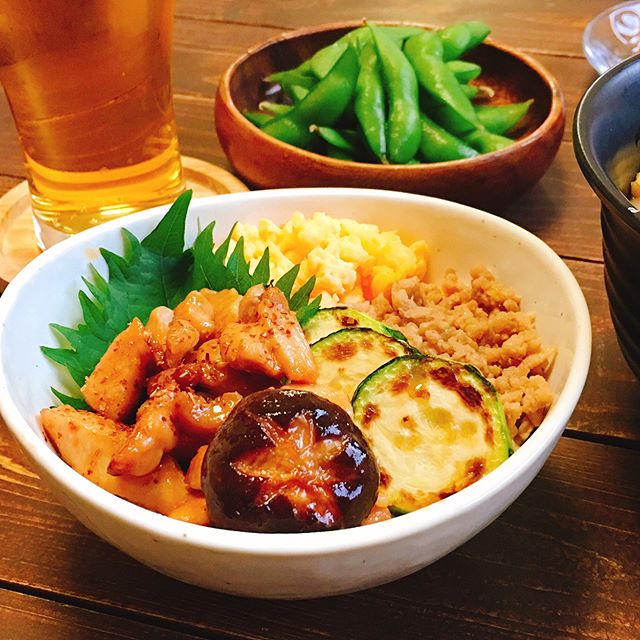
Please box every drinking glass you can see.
[583,1,640,74]
[0,0,185,247]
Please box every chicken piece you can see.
[82,318,156,422]
[283,383,354,418]
[168,493,210,525]
[219,285,317,383]
[173,290,216,341]
[108,382,179,477]
[40,406,189,515]
[145,306,174,366]
[174,390,242,440]
[165,319,199,368]
[189,339,228,389]
[185,445,207,491]
[173,289,242,342]
[201,288,241,334]
[189,341,262,394]
[147,362,204,394]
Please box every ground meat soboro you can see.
[359,266,555,445]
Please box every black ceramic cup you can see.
[574,54,640,380]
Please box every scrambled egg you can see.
[233,212,429,303]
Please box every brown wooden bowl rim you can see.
[217,20,566,171]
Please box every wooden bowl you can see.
[215,22,565,208]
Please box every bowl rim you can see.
[217,20,566,172]
[573,52,640,233]
[0,188,591,558]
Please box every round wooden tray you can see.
[0,156,247,287]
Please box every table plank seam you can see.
[557,255,603,266]
[0,579,229,640]
[175,13,289,32]
[0,171,26,181]
[173,13,591,62]
[562,429,640,452]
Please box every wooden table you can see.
[1,1,639,638]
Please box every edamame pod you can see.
[310,125,362,155]
[243,111,274,127]
[325,144,355,160]
[446,60,482,83]
[369,24,421,164]
[262,46,359,148]
[439,21,491,61]
[460,84,479,99]
[258,101,293,116]
[460,84,496,100]
[429,102,480,136]
[475,99,533,134]
[418,114,479,162]
[405,32,479,131]
[354,41,387,161]
[463,129,514,153]
[265,60,314,84]
[310,26,428,79]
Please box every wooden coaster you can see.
[0,157,248,288]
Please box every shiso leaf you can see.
[140,189,191,256]
[289,275,316,311]
[225,237,253,293]
[42,191,319,404]
[276,264,300,298]
[296,294,322,325]
[251,247,271,285]
[51,389,90,411]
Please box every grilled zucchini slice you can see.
[311,328,414,400]
[352,355,512,513]
[303,307,408,345]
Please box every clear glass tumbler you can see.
[583,1,640,74]
[0,0,185,247]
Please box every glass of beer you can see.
[0,0,185,248]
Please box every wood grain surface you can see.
[0,0,638,638]
[0,427,638,639]
[0,590,204,640]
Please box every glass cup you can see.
[0,0,185,248]
[583,1,640,74]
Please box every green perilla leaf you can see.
[42,191,319,405]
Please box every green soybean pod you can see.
[405,32,479,131]
[409,30,444,58]
[429,102,480,136]
[369,23,421,164]
[262,45,359,148]
[258,101,293,116]
[440,21,491,61]
[310,125,362,155]
[354,41,387,161]
[311,38,351,79]
[265,61,315,84]
[446,60,482,83]
[325,143,355,161]
[243,111,274,127]
[278,73,316,102]
[418,114,479,162]
[310,26,427,80]
[460,84,479,99]
[475,99,533,135]
[463,129,514,153]
[460,84,495,100]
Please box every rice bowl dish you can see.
[0,188,591,598]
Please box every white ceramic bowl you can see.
[0,188,591,599]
